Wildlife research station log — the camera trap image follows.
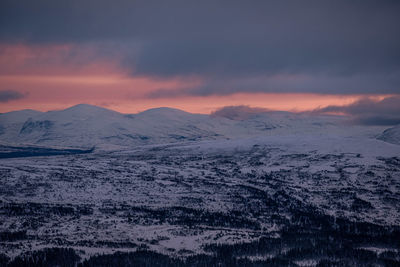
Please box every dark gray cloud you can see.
[1,0,400,94]
[313,96,400,125]
[148,72,400,97]
[0,90,25,102]
[211,106,271,120]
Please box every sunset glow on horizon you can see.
[0,1,399,116]
[0,43,395,115]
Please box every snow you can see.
[378,125,400,145]
[1,103,393,149]
[0,104,399,263]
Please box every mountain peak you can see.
[137,107,194,120]
[140,107,190,114]
[63,103,113,112]
[55,104,121,116]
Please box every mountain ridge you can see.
[0,104,395,149]
[377,125,400,145]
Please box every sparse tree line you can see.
[1,206,399,266]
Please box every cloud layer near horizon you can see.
[211,96,400,126]
[1,0,400,97]
[211,106,271,120]
[313,96,400,125]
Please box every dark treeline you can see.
[203,207,400,266]
[2,249,293,267]
[0,230,26,242]
[0,202,93,217]
[3,245,399,267]
[5,248,80,267]
[99,205,261,230]
[3,210,399,267]
[0,145,94,159]
[2,196,399,266]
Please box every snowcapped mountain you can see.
[0,104,391,149]
[0,104,206,147]
[0,109,43,144]
[378,125,400,145]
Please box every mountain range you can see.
[0,104,398,149]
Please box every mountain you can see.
[0,104,223,148]
[0,109,43,143]
[1,104,126,148]
[377,125,400,145]
[0,104,386,149]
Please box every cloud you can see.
[211,105,270,120]
[147,72,400,98]
[313,96,400,125]
[0,90,25,102]
[1,1,400,95]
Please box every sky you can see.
[0,0,399,116]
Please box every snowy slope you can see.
[0,104,387,148]
[0,109,43,145]
[1,133,399,260]
[377,125,400,145]
[0,104,232,148]
[1,104,133,148]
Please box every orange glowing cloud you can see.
[0,44,201,112]
[0,44,395,114]
[106,93,390,114]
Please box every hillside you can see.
[0,104,394,149]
